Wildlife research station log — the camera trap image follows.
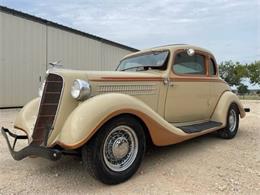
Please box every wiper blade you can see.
[121,65,151,71]
[120,65,159,71]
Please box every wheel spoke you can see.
[229,109,237,132]
[103,125,138,172]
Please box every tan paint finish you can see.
[12,44,246,149]
[165,81,210,122]
[46,68,165,146]
[164,46,229,123]
[14,98,40,141]
[209,82,230,116]
[211,91,246,125]
[51,93,224,149]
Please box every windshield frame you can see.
[116,50,170,71]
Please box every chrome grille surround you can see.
[32,74,63,146]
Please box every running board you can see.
[179,121,222,134]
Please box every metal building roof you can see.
[0,6,139,52]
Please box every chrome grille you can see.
[32,74,63,145]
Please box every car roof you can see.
[123,44,214,59]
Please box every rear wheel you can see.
[217,103,239,139]
[82,115,146,184]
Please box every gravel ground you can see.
[0,100,259,194]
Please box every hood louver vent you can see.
[96,84,157,95]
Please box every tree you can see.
[237,83,249,97]
[247,61,260,85]
[219,61,247,86]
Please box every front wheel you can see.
[82,115,146,185]
[217,103,239,139]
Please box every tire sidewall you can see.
[225,104,239,138]
[88,116,146,184]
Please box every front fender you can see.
[53,93,162,148]
[14,98,40,138]
[53,93,222,149]
[211,91,245,126]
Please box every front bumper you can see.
[1,127,62,161]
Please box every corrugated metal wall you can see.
[0,12,47,107]
[0,11,133,107]
[47,27,130,71]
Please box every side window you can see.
[209,58,217,76]
[173,52,206,75]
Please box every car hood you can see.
[44,68,164,145]
[49,68,164,82]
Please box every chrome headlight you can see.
[38,81,46,97]
[71,79,91,100]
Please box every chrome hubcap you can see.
[229,109,237,132]
[103,125,138,172]
[112,137,129,159]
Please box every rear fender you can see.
[211,91,245,126]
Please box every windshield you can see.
[116,51,169,71]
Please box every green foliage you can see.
[218,61,247,86]
[218,60,260,87]
[247,61,260,85]
[237,83,249,95]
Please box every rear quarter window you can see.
[209,58,217,76]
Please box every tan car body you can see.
[14,44,246,149]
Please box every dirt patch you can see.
[0,101,259,194]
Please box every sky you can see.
[1,0,259,64]
[1,0,259,89]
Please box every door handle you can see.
[163,78,174,86]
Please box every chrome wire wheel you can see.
[103,125,138,172]
[82,115,145,184]
[228,109,237,132]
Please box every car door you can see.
[164,50,211,123]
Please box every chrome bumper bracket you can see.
[1,127,62,161]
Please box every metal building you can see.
[0,6,138,108]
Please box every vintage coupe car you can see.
[2,44,249,184]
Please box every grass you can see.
[238,95,260,100]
